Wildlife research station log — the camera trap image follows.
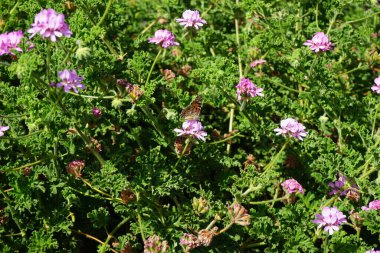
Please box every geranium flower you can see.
[362,200,380,211]
[0,31,24,56]
[281,178,304,194]
[148,29,179,48]
[0,126,10,137]
[274,118,307,140]
[176,10,207,29]
[174,120,207,141]
[250,59,266,68]
[28,8,72,42]
[304,32,334,52]
[52,69,85,93]
[313,206,347,235]
[371,76,380,94]
[236,78,264,101]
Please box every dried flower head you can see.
[148,29,179,48]
[174,137,193,156]
[128,84,144,103]
[250,59,266,68]
[144,235,168,253]
[28,8,72,42]
[236,78,264,101]
[197,227,218,246]
[227,203,251,226]
[313,206,347,235]
[66,160,85,178]
[304,32,334,52]
[162,69,176,81]
[120,189,135,204]
[178,65,192,77]
[176,10,207,29]
[274,118,307,140]
[281,178,305,194]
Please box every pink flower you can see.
[371,76,380,94]
[144,235,168,253]
[28,8,72,42]
[366,249,380,253]
[176,10,207,29]
[304,32,334,52]
[236,78,264,101]
[174,120,207,141]
[180,233,201,251]
[281,178,304,194]
[148,29,179,48]
[0,126,10,137]
[313,206,347,235]
[53,69,84,93]
[361,200,380,211]
[0,31,24,56]
[250,59,266,68]
[92,107,102,118]
[274,118,307,140]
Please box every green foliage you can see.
[0,0,379,252]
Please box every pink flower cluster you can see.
[180,233,201,251]
[174,120,207,141]
[367,249,380,253]
[250,59,266,68]
[371,76,380,94]
[28,8,72,42]
[0,31,24,56]
[361,200,380,211]
[148,29,179,48]
[236,78,264,101]
[176,10,207,29]
[0,126,10,137]
[51,69,85,93]
[313,206,347,235]
[281,178,304,194]
[274,118,307,140]
[144,235,168,253]
[304,32,334,52]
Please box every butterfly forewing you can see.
[180,95,203,121]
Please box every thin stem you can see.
[136,193,146,241]
[99,217,130,253]
[262,140,289,174]
[68,186,119,202]
[345,11,380,24]
[210,133,244,145]
[359,167,377,180]
[97,0,113,26]
[0,113,29,118]
[250,196,288,205]
[0,130,44,140]
[2,153,68,173]
[80,178,113,198]
[217,222,234,235]
[46,41,51,84]
[67,92,115,100]
[226,106,235,154]
[73,230,118,253]
[75,127,106,166]
[0,188,26,237]
[145,49,162,86]
[372,102,380,137]
[315,2,319,29]
[205,215,221,230]
[174,138,190,169]
[326,12,338,35]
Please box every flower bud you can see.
[66,160,85,178]
[192,196,209,214]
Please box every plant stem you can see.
[210,133,244,145]
[80,177,113,198]
[227,105,235,154]
[262,140,289,175]
[174,138,190,169]
[99,217,130,253]
[97,0,113,26]
[75,127,106,166]
[345,11,380,24]
[136,193,146,241]
[68,186,120,202]
[73,230,118,253]
[359,167,377,180]
[372,101,380,137]
[145,49,162,86]
[250,196,288,205]
[217,222,234,235]
[3,153,68,173]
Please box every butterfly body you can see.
[180,95,203,121]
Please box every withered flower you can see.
[66,160,85,178]
[227,203,251,226]
[197,227,218,247]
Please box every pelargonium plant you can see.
[371,76,380,93]
[0,126,10,137]
[304,32,334,52]
[51,69,85,93]
[0,31,24,56]
[176,10,207,29]
[313,207,347,235]
[281,178,305,194]
[235,77,264,101]
[274,118,307,140]
[174,120,207,141]
[28,8,72,42]
[148,29,179,48]
[362,200,380,211]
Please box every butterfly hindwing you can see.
[180,95,203,121]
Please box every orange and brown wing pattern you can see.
[180,95,203,121]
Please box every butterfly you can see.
[180,95,203,121]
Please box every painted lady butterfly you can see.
[180,95,203,121]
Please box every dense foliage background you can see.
[0,0,379,252]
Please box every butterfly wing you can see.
[180,95,203,120]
